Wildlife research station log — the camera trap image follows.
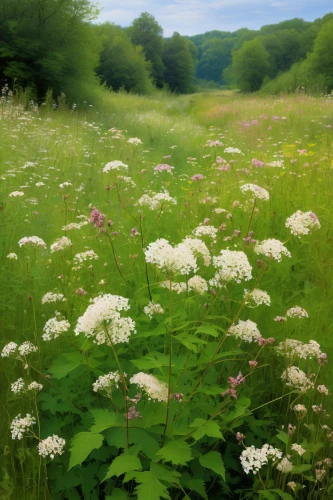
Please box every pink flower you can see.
[252,159,265,167]
[248,360,258,369]
[90,207,105,228]
[191,174,205,181]
[154,164,174,172]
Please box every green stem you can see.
[161,277,173,447]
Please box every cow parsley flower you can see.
[254,239,291,262]
[92,371,121,393]
[18,342,38,356]
[73,250,99,266]
[74,294,136,345]
[240,444,283,474]
[37,435,66,459]
[50,237,72,252]
[43,315,70,341]
[11,378,25,394]
[240,183,269,201]
[1,342,18,357]
[285,210,320,237]
[276,339,321,360]
[127,137,142,145]
[27,381,43,392]
[9,191,24,197]
[18,236,47,248]
[138,191,177,210]
[210,250,252,285]
[7,253,18,260]
[41,292,66,304]
[286,306,308,319]
[103,160,128,172]
[193,224,218,241]
[160,281,187,294]
[276,457,293,473]
[188,275,208,294]
[144,301,165,319]
[130,372,168,402]
[244,288,271,307]
[318,385,329,396]
[228,319,262,343]
[144,238,198,276]
[10,414,36,439]
[281,366,314,392]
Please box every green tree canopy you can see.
[197,37,234,83]
[163,32,195,93]
[302,19,333,91]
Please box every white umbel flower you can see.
[210,250,252,285]
[281,366,314,392]
[138,191,177,210]
[276,339,321,360]
[228,319,262,343]
[182,238,211,266]
[240,444,283,474]
[103,160,128,172]
[11,378,25,394]
[9,191,24,197]
[1,342,18,357]
[10,413,36,439]
[144,301,165,319]
[276,457,293,473]
[18,342,38,356]
[285,210,320,237]
[254,239,291,262]
[92,371,121,393]
[127,137,142,145]
[50,236,72,253]
[43,316,70,341]
[37,435,66,459]
[188,275,208,294]
[18,236,47,248]
[286,306,308,319]
[130,372,168,402]
[42,292,66,304]
[7,253,18,260]
[144,238,198,276]
[73,250,99,266]
[160,281,187,294]
[244,288,271,307]
[240,183,269,201]
[193,225,218,241]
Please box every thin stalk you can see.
[245,198,257,237]
[139,216,152,300]
[161,277,173,447]
[106,232,127,284]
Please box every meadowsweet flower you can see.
[37,435,66,459]
[160,281,187,294]
[127,137,142,145]
[18,236,47,248]
[73,250,99,267]
[103,160,128,172]
[244,288,271,307]
[228,320,262,343]
[74,294,136,345]
[294,404,307,414]
[7,253,18,260]
[43,315,70,341]
[182,238,211,266]
[277,457,293,473]
[286,306,308,319]
[240,444,283,474]
[41,292,66,304]
[240,183,269,201]
[210,250,252,286]
[276,339,322,360]
[291,443,306,456]
[144,238,198,276]
[11,378,25,394]
[224,147,243,154]
[138,191,177,210]
[281,366,314,392]
[10,414,36,439]
[254,239,291,262]
[193,224,218,241]
[18,342,38,357]
[92,371,121,393]
[144,301,165,319]
[27,381,43,392]
[318,385,329,395]
[1,342,18,357]
[188,275,208,294]
[9,191,24,197]
[285,210,320,237]
[130,372,168,402]
[50,236,72,252]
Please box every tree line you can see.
[0,0,332,102]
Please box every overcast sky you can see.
[95,0,332,36]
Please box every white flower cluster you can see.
[293,404,307,414]
[130,372,168,402]
[193,225,218,241]
[276,339,322,360]
[37,435,66,459]
[228,319,262,343]
[74,294,136,345]
[62,222,87,231]
[7,253,18,260]
[240,183,269,201]
[286,306,308,319]
[9,191,24,197]
[127,137,142,145]
[11,378,43,394]
[144,238,198,276]
[43,315,70,341]
[276,457,293,473]
[92,371,121,393]
[224,147,243,154]
[281,366,314,392]
[10,413,36,439]
[18,342,38,356]
[210,250,252,285]
[50,236,72,253]
[103,160,128,172]
[318,384,329,395]
[188,275,208,294]
[182,238,211,267]
[1,342,18,357]
[244,288,271,307]
[73,250,99,266]
[160,281,187,294]
[138,191,177,210]
[18,236,47,248]
[42,292,66,304]
[144,301,165,319]
[291,443,306,456]
[254,239,291,262]
[240,444,283,474]
[285,210,320,237]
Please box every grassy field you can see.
[0,88,333,499]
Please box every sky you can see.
[95,0,333,36]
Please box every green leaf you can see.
[90,409,121,434]
[129,429,160,460]
[175,334,207,353]
[261,490,293,500]
[150,463,181,484]
[134,472,171,500]
[131,352,170,370]
[183,478,208,500]
[189,418,223,441]
[199,451,225,481]
[49,352,84,379]
[103,450,142,480]
[105,489,130,499]
[69,432,104,470]
[276,431,289,445]
[290,464,313,473]
[157,439,192,466]
[195,325,219,337]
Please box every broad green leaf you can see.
[134,472,171,500]
[90,409,121,434]
[157,439,192,465]
[268,490,293,500]
[49,352,84,379]
[276,431,289,445]
[189,418,223,441]
[260,490,293,500]
[183,478,208,500]
[69,432,103,470]
[104,450,142,480]
[150,463,181,484]
[195,325,219,337]
[129,428,160,460]
[199,451,225,481]
[290,464,313,473]
[175,334,207,352]
[131,352,170,370]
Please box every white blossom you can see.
[240,183,269,201]
[1,342,18,357]
[103,160,128,172]
[210,250,252,285]
[285,210,320,237]
[73,250,99,266]
[188,275,208,294]
[160,281,187,294]
[92,371,121,393]
[10,414,36,439]
[291,443,306,456]
[244,288,271,307]
[228,319,262,343]
[144,301,165,319]
[193,225,218,241]
[254,239,291,262]
[130,372,168,402]
[50,236,72,253]
[138,191,177,210]
[43,315,70,341]
[18,236,47,248]
[281,366,314,392]
[127,137,142,145]
[240,444,283,474]
[318,385,329,396]
[37,435,66,459]
[18,342,38,356]
[27,381,43,392]
[42,292,66,304]
[144,238,198,276]
[7,253,18,260]
[11,378,25,394]
[286,306,308,319]
[9,191,24,197]
[276,339,321,360]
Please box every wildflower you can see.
[318,353,328,366]
[213,208,227,214]
[285,210,320,237]
[43,315,70,341]
[50,237,72,252]
[281,366,314,392]
[138,191,177,210]
[244,288,270,307]
[288,424,296,436]
[258,337,275,346]
[193,224,218,241]
[7,253,18,260]
[144,301,165,319]
[90,207,105,228]
[291,443,306,456]
[228,320,262,343]
[37,435,66,459]
[73,250,99,267]
[74,294,136,345]
[127,137,142,145]
[125,406,142,420]
[11,378,25,395]
[240,183,269,201]
[18,236,47,248]
[41,292,66,304]
[173,393,183,402]
[276,339,322,360]
[10,414,36,439]
[76,288,87,296]
[59,182,72,188]
[277,457,293,473]
[103,160,128,172]
[286,306,308,319]
[92,371,121,393]
[287,482,296,491]
[144,238,198,276]
[224,147,243,154]
[312,404,328,416]
[160,281,187,294]
[254,239,291,262]
[210,250,252,286]
[274,316,287,322]
[27,381,43,392]
[188,275,208,294]
[130,228,140,237]
[318,385,329,395]
[240,444,283,474]
[236,432,245,443]
[248,360,258,369]
[154,164,174,173]
[191,174,205,181]
[1,342,18,357]
[130,372,168,402]
[293,404,307,414]
[315,468,326,481]
[182,238,211,266]
[9,191,24,197]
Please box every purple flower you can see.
[191,174,205,181]
[90,207,105,228]
[125,406,142,420]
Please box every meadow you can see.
[0,87,333,500]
